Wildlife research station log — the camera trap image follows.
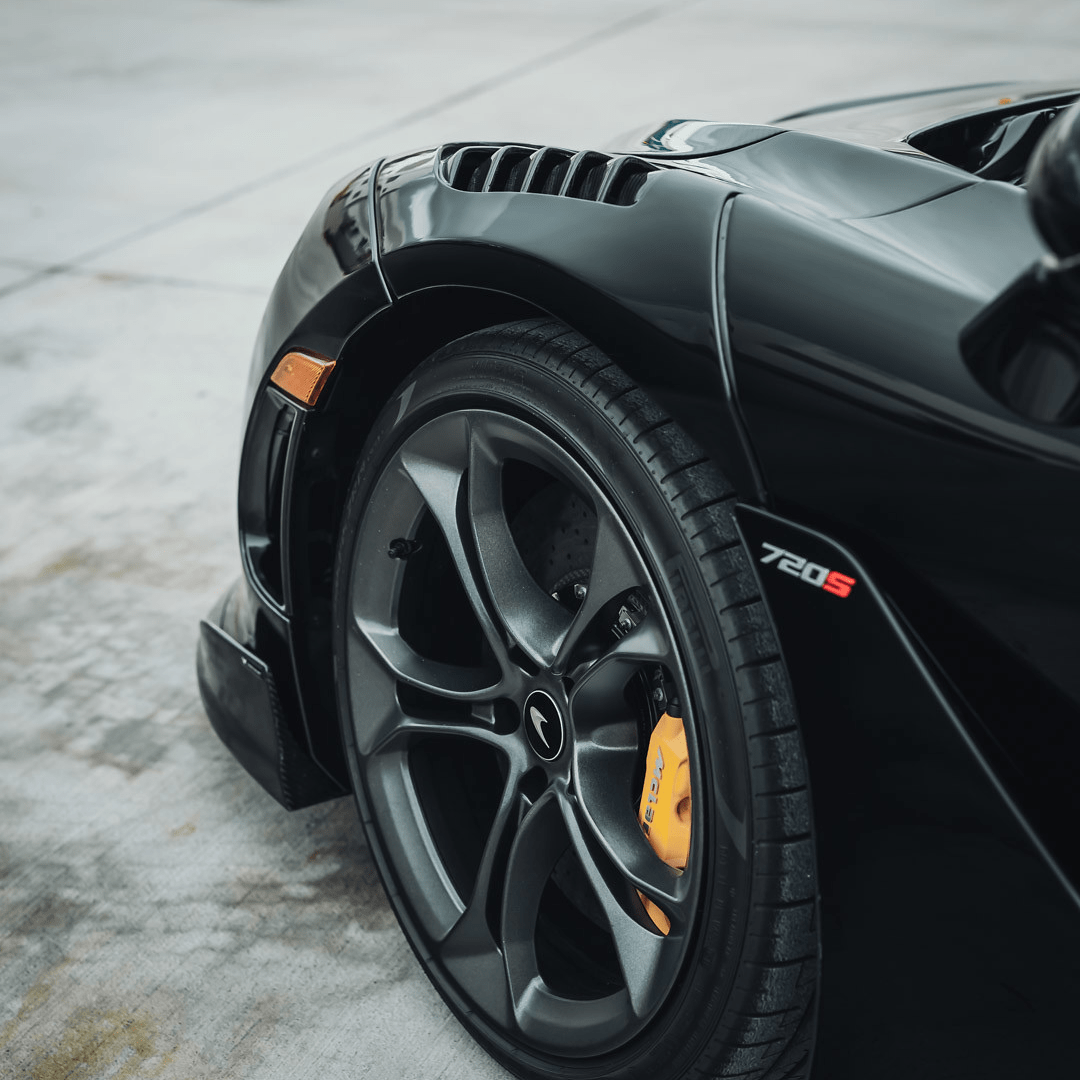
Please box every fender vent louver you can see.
[602,158,654,206]
[441,144,657,205]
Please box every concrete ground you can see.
[1,2,1078,1077]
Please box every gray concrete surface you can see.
[1,2,1078,1077]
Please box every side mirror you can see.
[961,103,1080,424]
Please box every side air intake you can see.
[441,144,658,206]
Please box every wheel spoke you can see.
[555,505,652,670]
[398,413,518,680]
[347,628,519,757]
[569,615,675,718]
[557,791,683,1020]
[468,423,573,667]
[365,701,515,758]
[572,744,690,914]
[437,748,530,1028]
[568,616,688,920]
[498,790,570,1012]
[354,620,513,701]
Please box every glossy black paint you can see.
[374,146,754,488]
[778,79,1079,153]
[721,159,1080,803]
[196,579,342,808]
[602,119,782,157]
[245,165,381,414]
[961,253,1080,425]
[195,79,1080,1077]
[739,506,1080,1080]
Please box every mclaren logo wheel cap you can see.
[524,690,564,761]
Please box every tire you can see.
[332,319,819,1079]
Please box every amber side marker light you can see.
[270,350,336,406]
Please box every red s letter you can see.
[823,571,856,598]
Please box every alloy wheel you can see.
[341,408,703,1054]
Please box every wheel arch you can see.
[282,285,549,782]
[282,260,758,785]
[276,167,763,787]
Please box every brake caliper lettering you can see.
[638,712,691,935]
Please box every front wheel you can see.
[333,320,818,1079]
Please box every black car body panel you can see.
[776,79,1079,150]
[197,80,1080,1076]
[723,176,1080,878]
[738,506,1080,1079]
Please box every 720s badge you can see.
[759,542,857,598]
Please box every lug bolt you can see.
[573,583,588,601]
[617,605,634,633]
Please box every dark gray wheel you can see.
[333,320,818,1079]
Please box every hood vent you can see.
[441,144,657,206]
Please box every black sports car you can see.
[197,82,1080,1080]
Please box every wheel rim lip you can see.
[341,403,707,1056]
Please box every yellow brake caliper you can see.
[637,711,691,935]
